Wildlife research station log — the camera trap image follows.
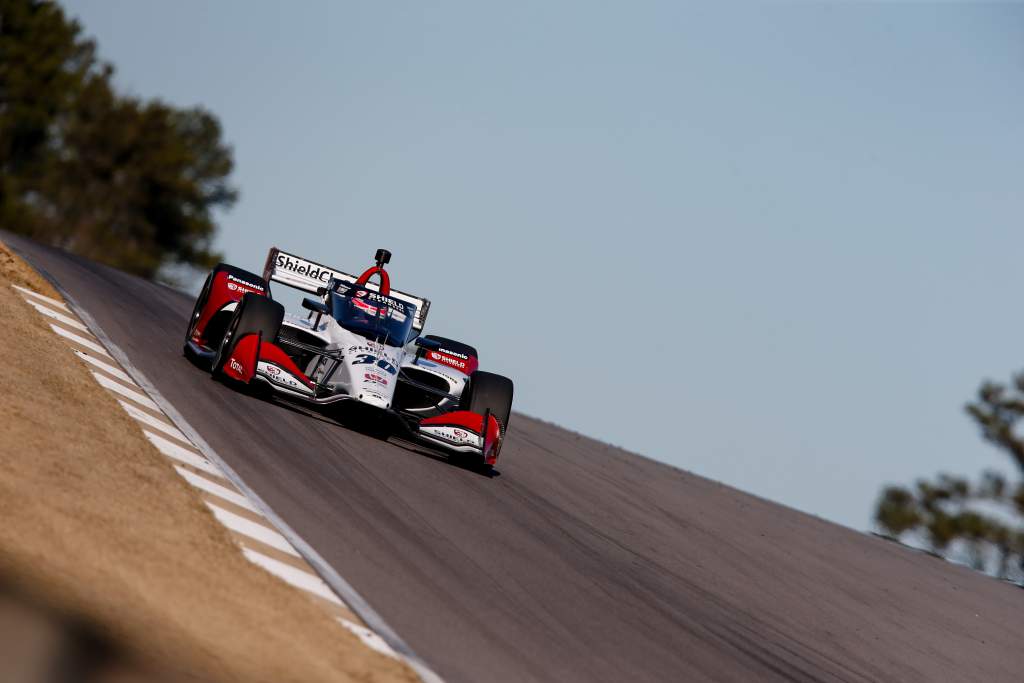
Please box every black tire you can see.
[211,293,284,378]
[183,272,214,356]
[461,371,514,437]
[184,263,269,355]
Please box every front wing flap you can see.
[417,411,503,465]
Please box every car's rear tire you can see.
[211,293,284,378]
[185,263,268,359]
[461,371,514,438]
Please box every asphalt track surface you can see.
[8,234,1023,683]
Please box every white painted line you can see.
[143,430,222,478]
[50,324,111,357]
[75,350,133,384]
[118,400,190,443]
[91,371,159,411]
[173,466,257,513]
[242,548,342,605]
[339,618,399,659]
[24,298,89,331]
[12,284,68,310]
[206,503,300,557]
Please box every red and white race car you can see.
[184,247,513,468]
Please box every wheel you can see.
[184,263,268,358]
[183,272,214,356]
[211,293,284,378]
[461,371,514,438]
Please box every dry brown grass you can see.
[0,241,417,683]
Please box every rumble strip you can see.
[12,283,443,683]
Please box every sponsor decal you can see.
[364,372,388,386]
[230,358,244,374]
[422,425,481,447]
[352,354,398,375]
[348,345,376,353]
[274,254,335,284]
[226,273,265,292]
[353,289,406,314]
[227,281,261,294]
[257,361,311,393]
[439,347,469,360]
[427,350,467,371]
[353,298,378,315]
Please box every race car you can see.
[183,247,513,468]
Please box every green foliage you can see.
[0,0,234,280]
[875,377,1024,580]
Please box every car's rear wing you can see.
[262,247,431,332]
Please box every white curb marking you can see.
[242,548,343,605]
[50,324,111,356]
[75,350,134,384]
[91,371,160,410]
[206,503,301,557]
[143,430,223,478]
[13,284,69,310]
[24,298,89,331]
[340,618,400,659]
[174,466,257,513]
[119,400,190,444]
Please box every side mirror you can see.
[302,297,329,314]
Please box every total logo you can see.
[229,358,244,374]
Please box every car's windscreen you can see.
[330,290,415,346]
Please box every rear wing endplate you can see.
[262,247,431,332]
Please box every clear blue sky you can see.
[63,0,1024,530]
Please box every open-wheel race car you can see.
[183,247,513,469]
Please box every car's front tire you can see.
[183,272,214,358]
[211,293,284,378]
[461,370,514,439]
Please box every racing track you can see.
[7,233,1023,683]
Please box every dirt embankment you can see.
[0,241,416,683]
